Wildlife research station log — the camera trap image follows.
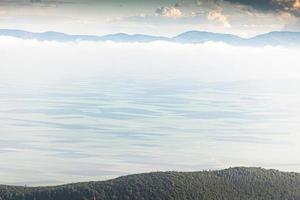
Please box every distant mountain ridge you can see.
[1,167,300,200]
[173,31,244,45]
[0,29,170,43]
[1,29,300,46]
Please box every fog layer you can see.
[1,36,299,83]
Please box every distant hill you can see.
[1,167,300,200]
[99,33,170,42]
[247,31,300,46]
[0,29,169,43]
[1,29,300,46]
[173,31,244,45]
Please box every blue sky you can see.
[0,0,300,36]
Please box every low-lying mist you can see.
[1,36,299,83]
[2,37,300,185]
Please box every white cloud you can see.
[155,6,182,18]
[207,10,231,28]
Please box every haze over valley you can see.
[1,36,300,185]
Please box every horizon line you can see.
[0,28,300,39]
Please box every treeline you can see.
[1,167,300,200]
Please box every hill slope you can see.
[0,167,300,200]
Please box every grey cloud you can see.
[0,0,82,5]
[223,0,300,12]
[223,0,275,10]
[155,6,183,18]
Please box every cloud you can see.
[0,0,79,6]
[155,6,182,18]
[207,10,231,28]
[224,0,300,12]
[122,0,295,37]
[293,0,300,9]
[273,0,300,11]
[0,0,298,37]
[1,37,300,83]
[223,0,274,11]
[277,11,297,21]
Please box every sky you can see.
[0,0,300,37]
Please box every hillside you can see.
[0,167,300,200]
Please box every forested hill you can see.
[1,167,300,200]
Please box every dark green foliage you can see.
[1,167,300,200]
